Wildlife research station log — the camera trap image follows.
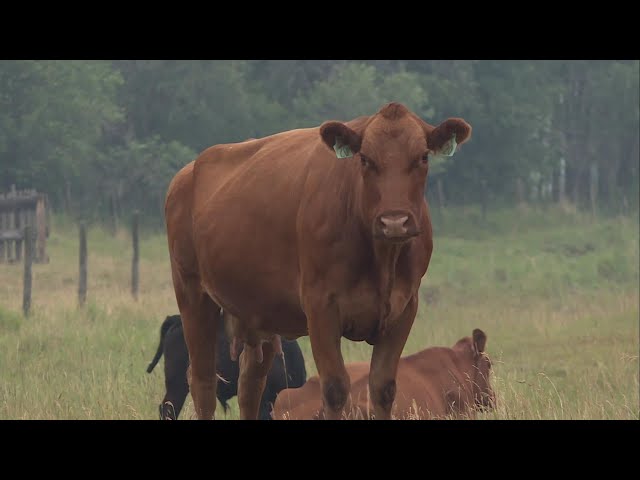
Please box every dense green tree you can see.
[292,62,433,125]
[1,59,636,228]
[0,60,123,205]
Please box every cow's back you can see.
[273,352,468,420]
[183,129,332,336]
[271,376,320,420]
[272,361,371,420]
[386,365,450,419]
[391,348,475,419]
[166,161,198,278]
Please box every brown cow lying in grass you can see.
[272,329,495,420]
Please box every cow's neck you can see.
[348,171,411,336]
[372,239,407,335]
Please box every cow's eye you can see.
[421,152,429,164]
[360,154,372,169]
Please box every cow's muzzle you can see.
[374,211,419,241]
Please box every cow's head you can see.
[453,328,496,412]
[320,102,471,242]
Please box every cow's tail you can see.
[146,316,177,373]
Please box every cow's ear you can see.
[472,329,487,354]
[320,121,362,159]
[425,118,472,158]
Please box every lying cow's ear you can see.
[472,329,487,354]
[320,121,362,159]
[426,118,472,158]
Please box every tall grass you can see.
[0,207,637,419]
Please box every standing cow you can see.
[165,102,471,420]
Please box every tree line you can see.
[1,60,637,228]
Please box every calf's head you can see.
[320,102,471,243]
[453,328,496,412]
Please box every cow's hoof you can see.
[160,402,177,420]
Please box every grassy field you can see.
[0,206,638,420]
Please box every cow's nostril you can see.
[380,215,408,227]
[379,215,409,237]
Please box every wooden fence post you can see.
[131,211,139,301]
[78,222,87,306]
[23,225,33,317]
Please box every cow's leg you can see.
[162,375,189,420]
[161,335,190,420]
[160,388,188,420]
[368,295,418,420]
[237,340,276,419]
[183,294,220,420]
[172,270,220,420]
[307,305,350,420]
